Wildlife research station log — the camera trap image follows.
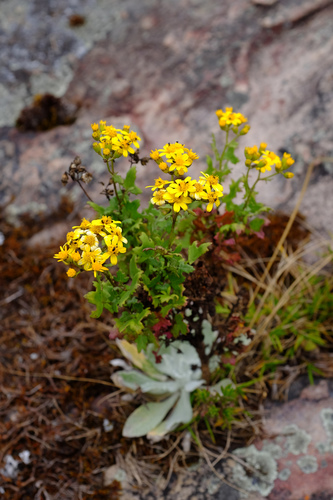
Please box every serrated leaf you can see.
[224,144,240,164]
[249,218,265,232]
[124,166,136,189]
[188,242,211,264]
[206,155,214,173]
[113,173,124,185]
[122,393,179,438]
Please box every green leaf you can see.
[87,202,105,216]
[84,280,120,317]
[171,313,188,338]
[147,389,193,439]
[124,166,137,189]
[249,218,265,232]
[113,173,124,185]
[122,393,179,438]
[224,145,239,164]
[136,334,150,353]
[188,242,211,265]
[116,308,151,334]
[206,155,214,173]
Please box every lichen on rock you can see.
[231,444,278,497]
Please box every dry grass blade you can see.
[248,157,325,327]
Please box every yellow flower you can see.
[166,177,196,198]
[90,260,109,277]
[128,131,141,149]
[146,177,171,191]
[150,149,161,161]
[54,246,69,262]
[169,151,192,175]
[206,190,221,212]
[163,192,192,212]
[103,148,111,156]
[78,248,103,270]
[151,189,167,206]
[184,148,199,161]
[255,150,281,173]
[79,232,99,251]
[158,142,185,158]
[91,123,99,131]
[216,107,247,129]
[70,251,81,263]
[199,172,224,195]
[67,268,77,278]
[73,218,91,230]
[111,136,134,157]
[190,182,209,201]
[104,234,126,265]
[158,161,169,172]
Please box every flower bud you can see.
[283,172,294,179]
[240,124,250,135]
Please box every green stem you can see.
[219,128,229,170]
[104,270,116,286]
[168,210,179,247]
[243,170,261,210]
[107,158,122,207]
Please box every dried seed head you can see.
[140,156,150,165]
[61,172,69,185]
[82,172,93,184]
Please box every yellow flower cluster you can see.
[216,107,249,134]
[245,143,295,176]
[53,216,127,278]
[147,173,223,212]
[150,142,199,176]
[91,121,141,158]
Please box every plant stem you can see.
[219,129,229,170]
[104,270,116,286]
[168,210,179,247]
[243,170,261,210]
[76,179,94,202]
[107,158,122,207]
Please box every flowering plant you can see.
[54,108,294,434]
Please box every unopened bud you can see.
[257,159,267,169]
[245,159,252,167]
[283,172,294,179]
[240,125,250,135]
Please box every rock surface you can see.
[1,0,333,232]
[1,1,333,499]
